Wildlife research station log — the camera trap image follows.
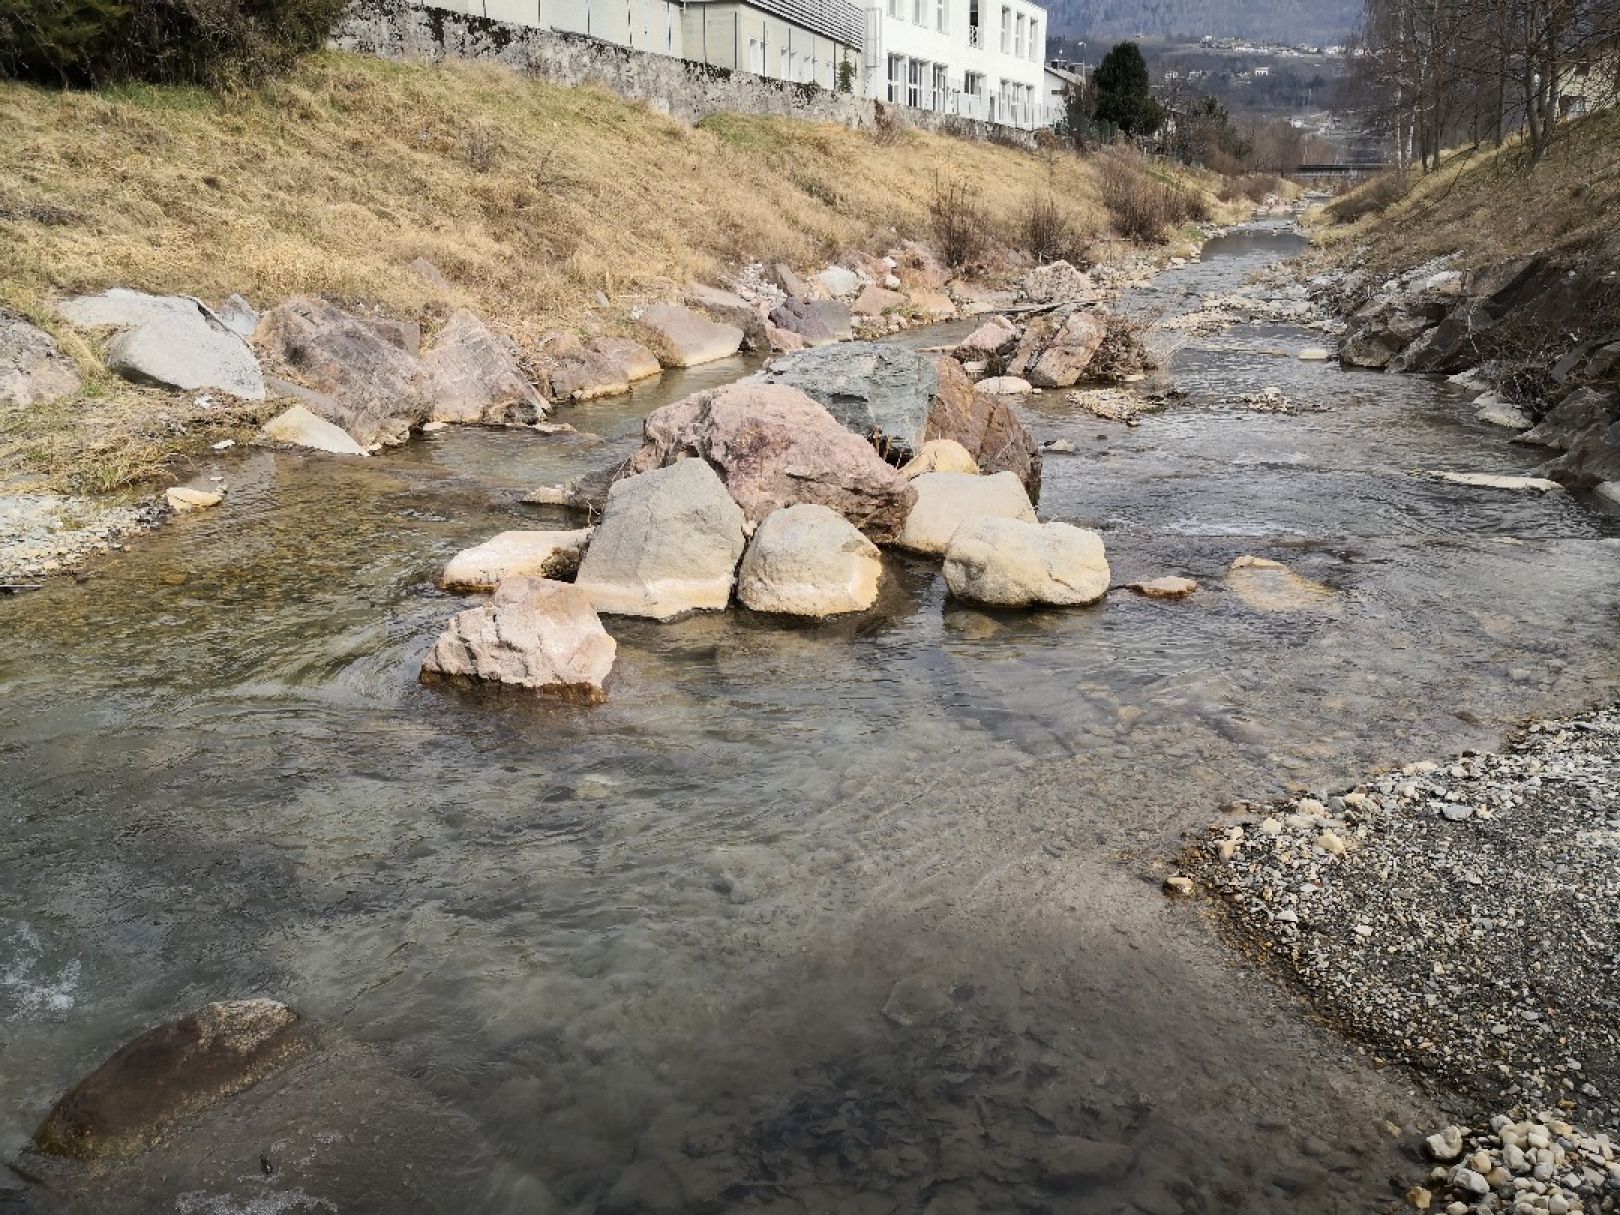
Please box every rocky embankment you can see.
[1181,705,1620,1212]
[0,232,1182,584]
[1313,252,1620,500]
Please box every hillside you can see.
[1315,107,1620,273]
[0,51,1227,492]
[1045,0,1360,44]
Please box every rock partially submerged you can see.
[1226,555,1338,612]
[1421,470,1564,493]
[0,309,81,407]
[736,503,882,617]
[637,303,743,368]
[255,297,432,446]
[541,333,662,402]
[767,296,852,346]
[953,315,1019,363]
[1128,576,1198,599]
[1007,306,1107,388]
[34,999,311,1160]
[757,343,1042,500]
[260,403,368,455]
[59,289,264,401]
[894,471,1036,555]
[573,459,746,620]
[439,529,592,592]
[421,576,616,700]
[943,517,1110,607]
[421,309,546,425]
[626,382,916,542]
[165,485,224,512]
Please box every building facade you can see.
[864,0,1049,128]
[413,1,1049,129]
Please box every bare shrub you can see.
[1218,172,1282,203]
[1086,310,1156,382]
[1020,194,1092,266]
[871,103,905,146]
[458,119,502,174]
[1323,170,1416,224]
[928,174,993,270]
[1098,153,1209,243]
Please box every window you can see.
[888,0,902,17]
[749,38,764,74]
[888,54,905,102]
[964,71,982,95]
[907,58,923,107]
[1015,14,1024,58]
[935,0,947,31]
[933,64,948,109]
[914,0,925,23]
[1028,19,1039,59]
[1000,6,1010,52]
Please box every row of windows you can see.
[885,55,1042,124]
[882,0,1042,61]
[745,36,843,87]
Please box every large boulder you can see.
[636,304,743,368]
[420,576,616,700]
[1517,387,1613,451]
[421,309,546,425]
[58,289,264,400]
[1007,305,1107,388]
[755,344,1042,501]
[254,297,431,447]
[954,315,1019,363]
[685,284,767,351]
[815,266,863,297]
[625,382,916,542]
[767,296,852,346]
[943,517,1111,607]
[34,1000,311,1160]
[852,285,907,317]
[439,528,593,592]
[737,503,882,617]
[894,470,1036,555]
[1,309,81,407]
[541,333,662,402]
[573,459,746,619]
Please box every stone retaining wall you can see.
[333,0,1034,146]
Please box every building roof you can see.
[686,0,865,47]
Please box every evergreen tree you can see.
[1092,41,1164,137]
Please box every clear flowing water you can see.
[3,226,1618,1213]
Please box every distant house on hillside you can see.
[865,0,1050,127]
[1558,39,1620,118]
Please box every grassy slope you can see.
[0,52,1131,349]
[1313,107,1620,274]
[0,51,1232,492]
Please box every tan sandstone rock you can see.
[894,470,1036,555]
[943,517,1110,606]
[737,504,882,617]
[420,576,616,700]
[573,459,746,619]
[439,529,593,592]
[421,309,546,425]
[900,439,980,478]
[1009,306,1108,388]
[637,304,743,368]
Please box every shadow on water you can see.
[2,225,1619,1211]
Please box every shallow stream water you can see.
[3,225,1618,1213]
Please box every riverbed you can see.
[3,224,1618,1212]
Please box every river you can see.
[2,223,1618,1212]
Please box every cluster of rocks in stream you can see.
[1312,250,1620,499]
[1411,1116,1619,1214]
[1181,706,1620,1155]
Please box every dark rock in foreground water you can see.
[34,999,311,1160]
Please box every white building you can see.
[864,0,1050,128]
[419,0,864,89]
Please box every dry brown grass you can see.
[0,52,1219,490]
[1312,109,1620,273]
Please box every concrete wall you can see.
[334,0,1031,143]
